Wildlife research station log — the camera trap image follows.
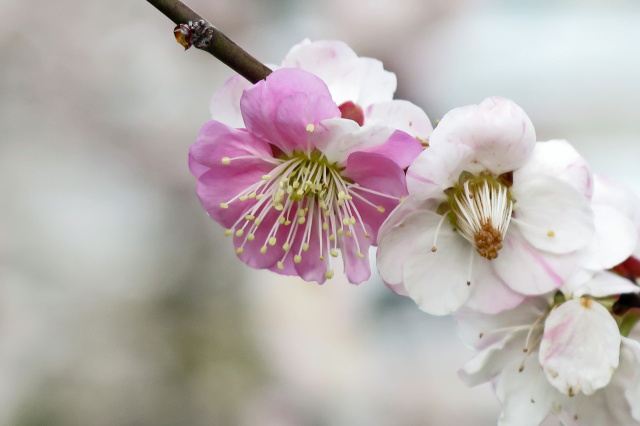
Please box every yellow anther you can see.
[377,206,386,213]
[277,261,284,270]
[343,218,350,225]
[350,217,356,224]
[365,233,370,238]
[283,243,291,251]
[322,222,329,231]
[274,204,284,211]
[346,231,352,237]
[337,229,343,237]
[547,230,555,237]
[329,234,335,241]
[319,255,324,260]
[357,252,365,258]
[254,218,262,226]
[256,194,264,200]
[247,234,255,241]
[298,217,306,225]
[325,270,334,279]
[236,248,244,255]
[297,209,306,217]
[260,246,268,254]
[239,195,248,201]
[220,202,229,209]
[245,214,255,221]
[294,254,302,263]
[306,123,315,132]
[235,229,244,237]
[262,175,271,180]
[302,243,309,251]
[284,220,291,226]
[279,217,286,224]
[248,193,256,199]
[268,237,277,246]
[330,249,339,257]
[221,157,231,164]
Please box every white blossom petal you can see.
[580,205,638,270]
[511,174,594,254]
[539,298,620,396]
[464,257,526,314]
[406,142,474,200]
[569,270,640,299]
[429,97,536,175]
[514,139,593,198]
[401,215,473,315]
[459,330,526,386]
[495,355,555,426]
[365,100,433,139]
[209,74,253,127]
[495,226,580,295]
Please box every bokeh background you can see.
[2,0,640,424]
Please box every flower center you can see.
[219,148,395,279]
[447,174,513,260]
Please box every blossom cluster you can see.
[189,40,640,424]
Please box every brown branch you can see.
[146,0,272,84]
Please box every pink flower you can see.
[190,68,422,284]
[210,39,432,140]
[377,98,596,315]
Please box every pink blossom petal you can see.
[291,211,330,284]
[465,257,526,314]
[341,151,408,256]
[190,121,273,172]
[581,205,638,270]
[406,142,474,200]
[515,139,593,198]
[340,225,372,284]
[361,130,424,169]
[209,74,253,127]
[365,100,433,139]
[399,211,474,315]
[429,97,536,175]
[495,226,580,295]
[274,92,342,152]
[196,166,269,229]
[234,207,288,269]
[539,298,620,396]
[240,68,337,154]
[511,175,594,254]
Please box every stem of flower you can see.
[145,0,272,83]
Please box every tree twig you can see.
[146,0,272,83]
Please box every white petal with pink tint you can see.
[539,298,620,396]
[429,97,536,175]
[515,139,593,198]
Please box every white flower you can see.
[457,272,640,425]
[377,97,596,315]
[209,39,432,140]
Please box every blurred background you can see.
[2,0,640,424]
